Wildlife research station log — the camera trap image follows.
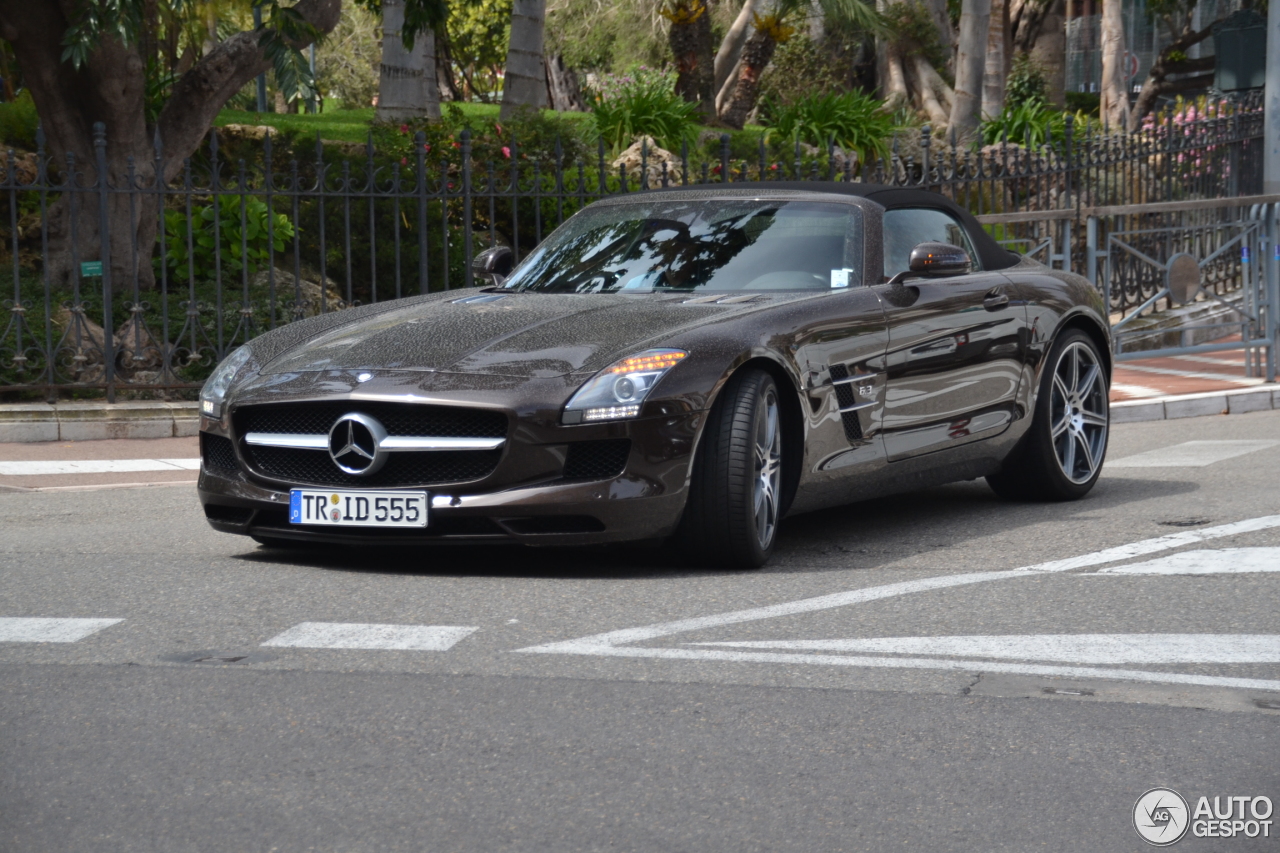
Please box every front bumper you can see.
[197,409,702,548]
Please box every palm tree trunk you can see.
[948,0,990,142]
[981,0,1008,118]
[669,1,716,119]
[719,29,777,129]
[500,0,548,119]
[375,0,440,122]
[1100,0,1129,129]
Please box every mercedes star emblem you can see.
[327,412,389,475]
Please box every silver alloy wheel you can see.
[1050,341,1109,484]
[753,389,782,548]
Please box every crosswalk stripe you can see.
[0,459,201,476]
[0,617,124,643]
[1110,382,1164,398]
[261,622,478,651]
[1108,440,1279,468]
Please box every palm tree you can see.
[719,0,884,129]
[664,0,716,119]
[376,0,441,122]
[948,0,991,142]
[500,0,548,119]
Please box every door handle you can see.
[983,289,1010,311]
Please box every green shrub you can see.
[980,99,1065,148]
[1006,53,1050,106]
[1065,91,1100,117]
[0,90,39,150]
[162,195,295,282]
[757,36,846,110]
[589,66,699,154]
[763,90,895,164]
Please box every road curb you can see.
[0,402,200,442]
[1111,385,1279,423]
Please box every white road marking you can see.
[1107,440,1279,468]
[517,514,1280,691]
[1116,363,1265,385]
[0,459,201,476]
[1110,382,1164,398]
[689,634,1280,664]
[1092,547,1280,574]
[0,617,123,643]
[261,622,478,651]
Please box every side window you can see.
[882,208,981,280]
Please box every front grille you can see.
[201,433,240,474]
[243,445,502,487]
[235,402,506,439]
[233,402,507,488]
[563,439,631,480]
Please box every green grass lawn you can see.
[216,102,593,143]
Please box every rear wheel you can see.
[987,329,1109,501]
[677,369,783,569]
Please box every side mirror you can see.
[908,242,971,277]
[471,246,514,285]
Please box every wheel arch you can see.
[1053,311,1113,380]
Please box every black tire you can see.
[987,329,1110,501]
[677,369,784,569]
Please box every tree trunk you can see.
[376,0,440,122]
[981,0,1009,118]
[715,0,757,95]
[545,53,585,111]
[719,29,777,129]
[1027,0,1066,107]
[882,43,910,112]
[501,0,548,119]
[1126,22,1215,130]
[1100,0,1129,129]
[949,0,990,142]
[669,1,716,119]
[0,0,340,293]
[920,0,955,65]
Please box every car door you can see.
[874,207,1029,461]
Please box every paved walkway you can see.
[1110,336,1271,402]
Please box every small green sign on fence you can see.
[80,261,103,277]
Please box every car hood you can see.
[260,291,800,378]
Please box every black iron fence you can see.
[0,92,1265,398]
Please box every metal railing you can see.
[0,94,1266,397]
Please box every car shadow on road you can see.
[231,475,1200,580]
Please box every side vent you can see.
[201,433,240,474]
[827,364,865,443]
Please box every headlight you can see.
[562,349,687,424]
[200,345,255,418]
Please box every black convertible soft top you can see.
[647,181,1020,272]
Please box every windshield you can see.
[504,199,861,293]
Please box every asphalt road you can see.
[2,410,1279,852]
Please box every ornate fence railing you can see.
[0,93,1265,398]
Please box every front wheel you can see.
[677,369,784,569]
[987,329,1109,501]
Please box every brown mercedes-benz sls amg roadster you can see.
[198,183,1111,567]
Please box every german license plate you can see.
[289,489,428,528]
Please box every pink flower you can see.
[400,157,407,166]
[452,141,460,149]
[495,123,503,134]
[399,124,409,134]
[502,146,511,158]
[423,144,431,152]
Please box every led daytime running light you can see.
[608,352,686,374]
